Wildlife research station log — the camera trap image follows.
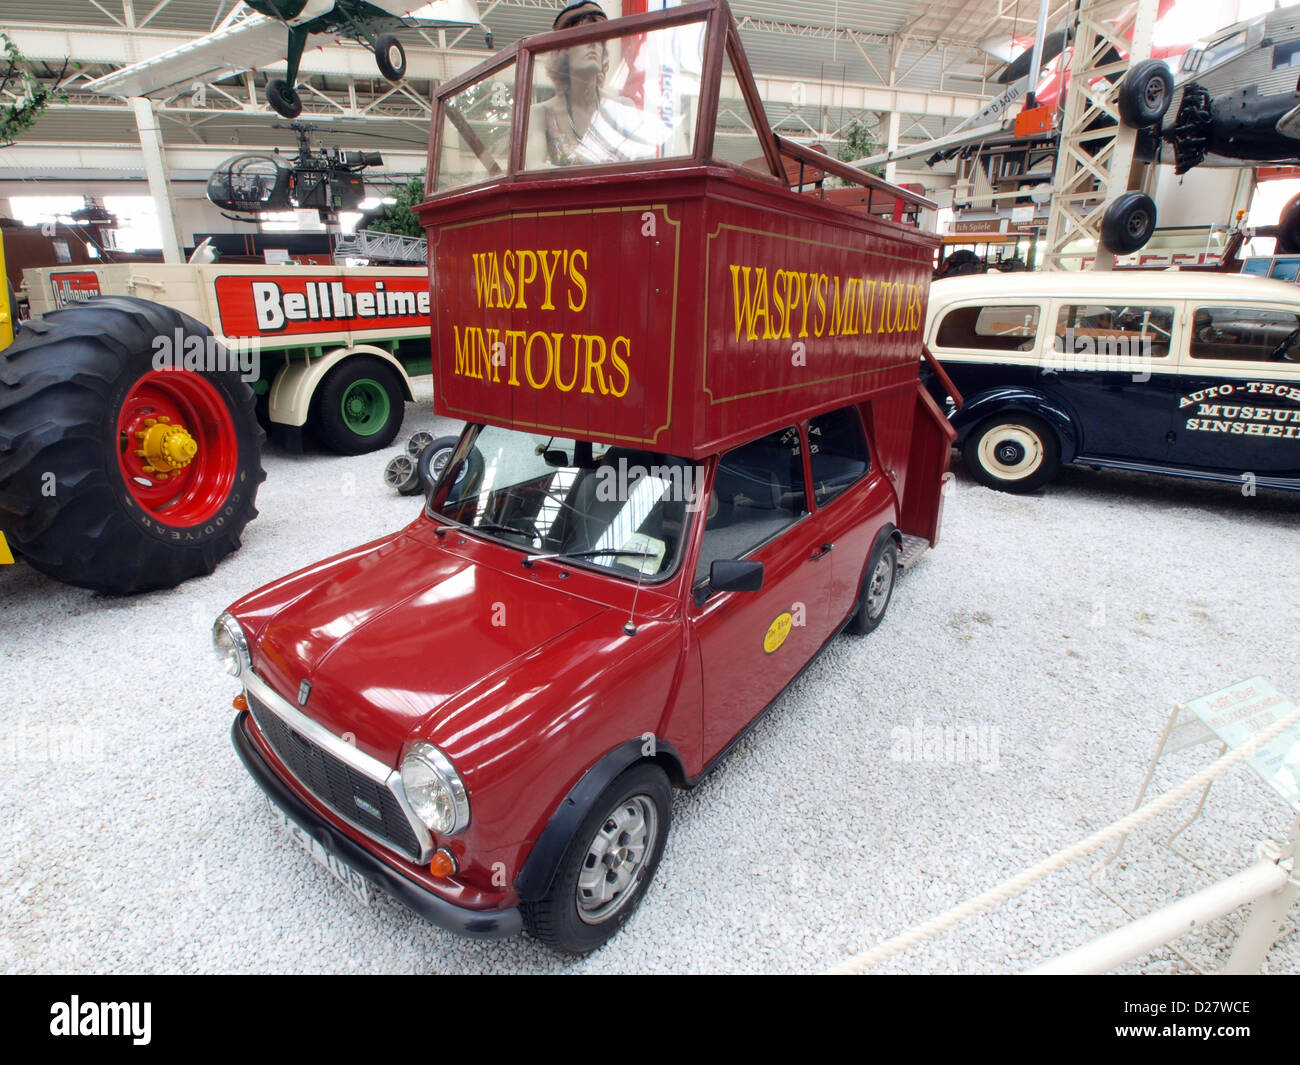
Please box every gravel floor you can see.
[2,376,1297,975]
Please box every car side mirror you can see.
[542,449,570,467]
[702,558,764,600]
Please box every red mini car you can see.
[223,0,958,953]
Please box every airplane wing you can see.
[85,14,291,97]
[367,0,483,25]
[848,119,1014,170]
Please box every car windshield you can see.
[429,425,699,581]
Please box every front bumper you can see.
[232,711,522,940]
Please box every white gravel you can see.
[1,375,1297,974]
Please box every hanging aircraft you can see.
[85,1,482,119]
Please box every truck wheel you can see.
[521,763,671,954]
[846,539,898,635]
[266,78,302,119]
[1100,192,1157,254]
[313,359,404,454]
[964,414,1060,493]
[374,34,406,81]
[0,296,265,594]
[1118,60,1173,127]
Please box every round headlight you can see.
[212,613,250,678]
[400,743,469,835]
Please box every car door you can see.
[1044,299,1181,463]
[691,426,830,762]
[1171,302,1300,483]
[806,405,893,626]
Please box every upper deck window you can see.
[436,60,517,192]
[523,21,705,170]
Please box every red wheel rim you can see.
[116,370,239,526]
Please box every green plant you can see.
[836,120,884,178]
[0,33,69,146]
[367,172,426,238]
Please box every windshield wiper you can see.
[464,522,537,540]
[522,548,655,569]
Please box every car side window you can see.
[808,407,870,507]
[1189,306,1300,363]
[934,304,1040,351]
[1055,304,1174,360]
[695,427,807,584]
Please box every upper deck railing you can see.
[424,0,935,224]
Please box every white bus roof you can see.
[930,272,1300,306]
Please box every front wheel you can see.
[312,358,405,454]
[963,414,1061,493]
[521,763,671,954]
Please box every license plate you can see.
[269,801,371,907]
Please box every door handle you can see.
[809,542,834,561]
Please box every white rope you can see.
[827,700,1300,974]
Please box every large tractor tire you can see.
[0,296,265,595]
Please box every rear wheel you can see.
[0,296,264,594]
[521,763,671,954]
[312,358,404,454]
[964,414,1060,493]
[846,538,898,635]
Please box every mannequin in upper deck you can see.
[525,2,663,169]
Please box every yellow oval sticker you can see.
[763,611,794,654]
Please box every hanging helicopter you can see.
[86,1,482,120]
[206,122,386,221]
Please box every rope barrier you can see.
[827,700,1300,974]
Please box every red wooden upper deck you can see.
[416,0,940,460]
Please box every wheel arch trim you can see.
[267,345,414,427]
[514,737,684,903]
[952,389,1080,462]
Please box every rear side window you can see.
[808,407,870,507]
[934,304,1040,351]
[1190,306,1300,363]
[1055,304,1174,359]
[695,427,807,583]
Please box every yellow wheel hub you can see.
[133,416,198,480]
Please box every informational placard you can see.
[1186,677,1300,812]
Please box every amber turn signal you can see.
[232,693,248,712]
[429,848,458,878]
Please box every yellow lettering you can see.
[538,250,561,311]
[524,331,553,390]
[553,332,580,392]
[582,334,609,395]
[609,336,631,398]
[515,249,538,309]
[568,249,588,312]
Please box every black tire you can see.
[963,413,1061,493]
[846,537,898,635]
[312,358,405,455]
[521,762,671,954]
[375,34,406,81]
[0,296,265,594]
[417,434,474,494]
[1118,59,1174,128]
[1100,191,1157,254]
[266,78,302,119]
